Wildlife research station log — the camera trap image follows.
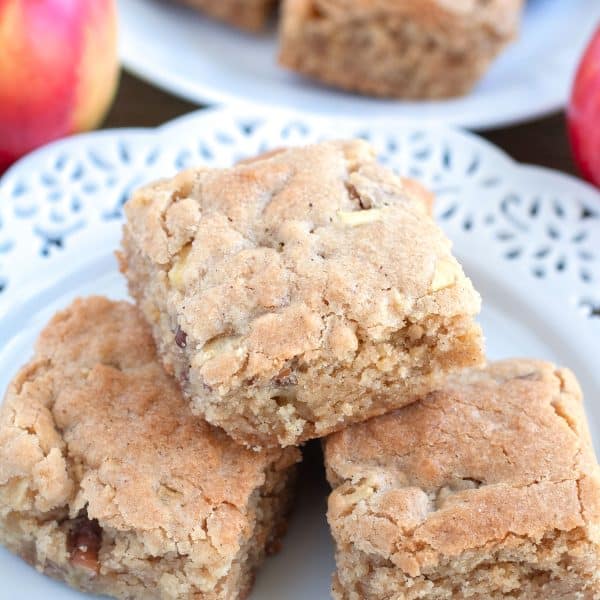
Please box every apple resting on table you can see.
[568,27,600,189]
[0,0,119,172]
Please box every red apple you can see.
[0,0,119,172]
[568,27,600,188]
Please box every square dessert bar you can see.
[120,139,483,448]
[325,359,600,599]
[279,0,523,99]
[0,297,298,600]
[181,0,276,31]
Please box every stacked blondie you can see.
[119,140,482,448]
[1,140,599,599]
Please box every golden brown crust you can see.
[400,177,435,216]
[0,297,299,599]
[325,359,600,598]
[279,0,523,99]
[179,0,276,31]
[121,140,482,447]
[240,148,434,215]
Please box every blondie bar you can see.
[121,140,483,447]
[325,359,600,599]
[279,0,523,99]
[181,0,276,31]
[0,297,298,599]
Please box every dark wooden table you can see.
[105,71,578,177]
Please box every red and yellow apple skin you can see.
[0,0,119,171]
[568,27,600,189]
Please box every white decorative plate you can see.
[118,0,600,129]
[0,107,599,599]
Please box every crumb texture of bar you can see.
[0,297,298,600]
[121,139,483,448]
[180,0,276,30]
[325,359,600,599]
[279,0,523,98]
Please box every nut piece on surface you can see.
[325,359,600,599]
[430,258,459,292]
[168,243,192,289]
[337,208,384,226]
[121,139,483,448]
[197,335,243,364]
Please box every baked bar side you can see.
[328,473,600,599]
[331,529,600,600]
[279,0,523,99]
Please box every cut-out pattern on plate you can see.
[0,108,598,332]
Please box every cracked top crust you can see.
[123,140,480,393]
[0,297,298,552]
[325,359,600,576]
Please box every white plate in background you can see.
[0,107,599,598]
[118,0,600,129]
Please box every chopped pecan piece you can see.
[175,326,187,349]
[67,512,102,574]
